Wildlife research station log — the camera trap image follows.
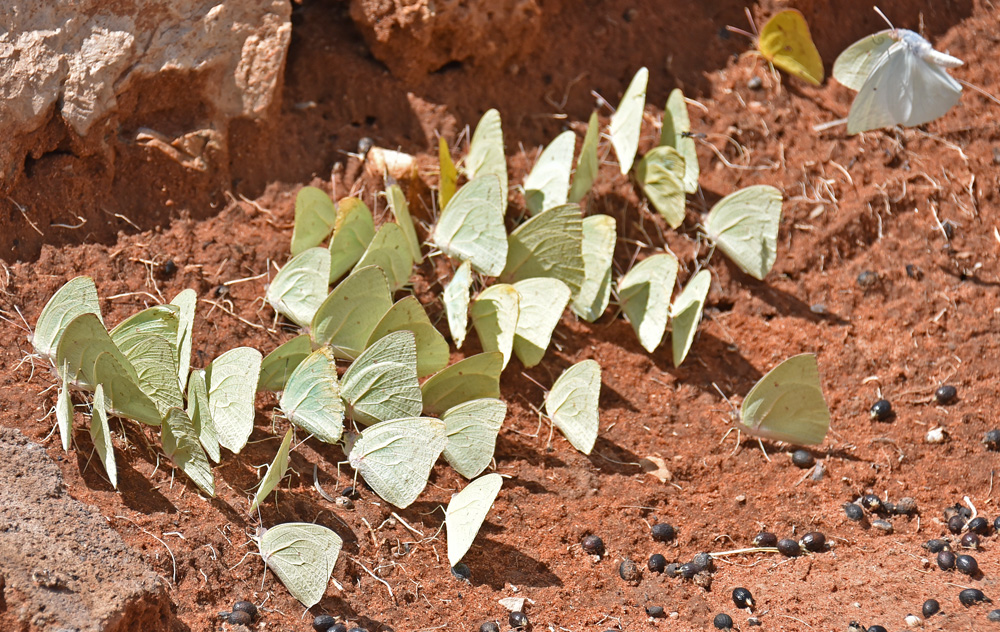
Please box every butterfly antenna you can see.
[872,6,894,30]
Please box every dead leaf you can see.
[640,455,672,483]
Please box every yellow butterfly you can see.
[757,9,824,86]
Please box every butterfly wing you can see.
[847,43,910,134]
[609,67,648,174]
[740,353,830,446]
[446,473,503,566]
[833,30,895,91]
[903,54,962,127]
[759,10,824,86]
[545,359,601,454]
[705,185,783,280]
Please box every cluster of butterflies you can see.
[751,8,965,134]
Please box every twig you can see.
[390,512,426,538]
[115,515,177,583]
[348,555,395,602]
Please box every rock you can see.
[0,0,291,252]
[349,0,544,81]
[0,427,171,631]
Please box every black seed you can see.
[747,76,763,90]
[791,449,815,468]
[341,486,359,498]
[679,562,697,579]
[989,609,1000,622]
[478,623,500,632]
[906,264,923,279]
[868,626,887,632]
[948,515,966,534]
[870,399,893,421]
[800,531,826,552]
[451,563,471,580]
[881,501,896,514]
[357,137,374,157]
[732,587,754,609]
[968,517,990,535]
[227,610,253,626]
[935,384,957,404]
[713,613,734,630]
[924,539,949,553]
[331,625,347,632]
[747,616,762,626]
[665,562,681,578]
[961,532,980,549]
[647,554,667,573]
[894,497,918,515]
[844,503,865,522]
[348,627,368,632]
[938,550,956,571]
[581,534,605,556]
[619,558,641,582]
[954,505,974,520]
[651,523,676,542]
[959,588,989,606]
[691,552,715,573]
[857,270,879,288]
[957,554,979,575]
[985,430,1000,451]
[848,621,865,632]
[995,516,1000,533]
[871,519,894,534]
[214,284,229,297]
[776,538,801,557]
[753,531,778,547]
[645,605,665,618]
[942,220,955,240]
[509,611,529,629]
[922,599,940,618]
[313,615,337,632]
[232,601,257,620]
[861,494,882,511]
[159,259,177,278]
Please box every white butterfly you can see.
[835,21,963,134]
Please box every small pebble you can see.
[227,611,253,626]
[984,430,1000,451]
[313,614,337,632]
[968,517,990,535]
[904,613,922,628]
[747,617,762,626]
[357,137,374,157]
[776,538,801,557]
[857,269,879,288]
[801,531,826,552]
[995,516,1000,533]
[451,563,471,580]
[938,551,956,571]
[581,534,605,556]
[645,605,665,618]
[941,220,955,240]
[935,384,957,404]
[747,76,763,90]
[158,259,177,278]
[924,539,949,553]
[926,427,948,444]
[922,599,940,618]
[870,399,893,421]
[651,523,676,542]
[811,463,826,481]
[959,588,989,606]
[988,609,1000,622]
[753,532,778,547]
[347,627,368,632]
[948,515,966,534]
[961,532,980,549]
[713,613,734,630]
[335,496,354,510]
[693,570,714,589]
[648,554,667,573]
[906,264,923,279]
[872,519,894,534]
[732,587,754,609]
[509,611,529,629]
[618,558,641,582]
[848,622,866,632]
[232,601,257,621]
[956,554,979,576]
[844,503,865,522]
[665,562,681,578]
[791,449,815,468]
[478,623,500,632]
[895,497,918,515]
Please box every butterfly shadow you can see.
[462,535,563,590]
[494,432,567,470]
[650,329,762,400]
[71,439,178,514]
[313,595,390,632]
[585,435,644,475]
[728,269,850,327]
